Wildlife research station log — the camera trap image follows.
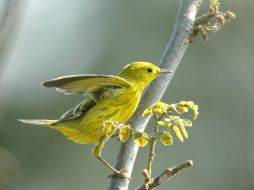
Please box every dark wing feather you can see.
[53,98,96,124]
[42,74,131,95]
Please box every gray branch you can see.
[0,0,26,72]
[135,160,193,190]
[108,0,203,189]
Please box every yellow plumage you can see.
[19,61,172,178]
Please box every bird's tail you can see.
[19,119,57,126]
[19,119,94,144]
[19,119,80,139]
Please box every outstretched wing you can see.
[54,98,96,124]
[42,74,131,95]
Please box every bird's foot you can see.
[108,168,132,181]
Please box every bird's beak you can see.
[159,68,173,74]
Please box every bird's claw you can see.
[108,168,132,181]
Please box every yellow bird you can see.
[19,62,172,178]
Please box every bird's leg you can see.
[92,135,132,180]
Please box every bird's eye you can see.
[147,68,153,73]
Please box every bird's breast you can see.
[78,86,142,135]
[100,87,141,123]
[77,86,142,143]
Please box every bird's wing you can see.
[42,74,131,95]
[53,98,96,124]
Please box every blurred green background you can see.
[0,0,253,189]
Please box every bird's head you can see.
[119,62,172,88]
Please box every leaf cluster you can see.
[103,101,199,147]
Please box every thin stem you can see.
[146,114,161,174]
[146,125,158,174]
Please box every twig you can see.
[146,136,157,175]
[135,160,193,190]
[194,6,216,27]
[146,118,160,174]
[108,0,202,189]
[191,4,236,42]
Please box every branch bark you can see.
[0,0,26,71]
[0,0,27,125]
[135,160,193,190]
[108,0,202,189]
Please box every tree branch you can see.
[135,160,193,190]
[108,0,202,189]
[0,0,27,124]
[0,0,26,72]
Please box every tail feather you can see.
[19,119,57,126]
[19,119,96,144]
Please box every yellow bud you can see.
[182,119,192,127]
[119,125,131,143]
[132,132,149,147]
[192,111,199,120]
[187,101,194,107]
[177,105,189,113]
[179,122,188,138]
[210,0,220,7]
[160,131,173,145]
[143,101,171,117]
[173,126,184,142]
[179,101,188,105]
[157,120,173,127]
[142,108,152,117]
[193,105,199,111]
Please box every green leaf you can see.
[159,131,173,145]
[177,105,189,113]
[179,122,188,138]
[157,120,173,127]
[119,125,131,143]
[132,132,149,147]
[173,126,184,142]
[142,107,152,117]
[143,101,171,117]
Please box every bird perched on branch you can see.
[19,61,172,179]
